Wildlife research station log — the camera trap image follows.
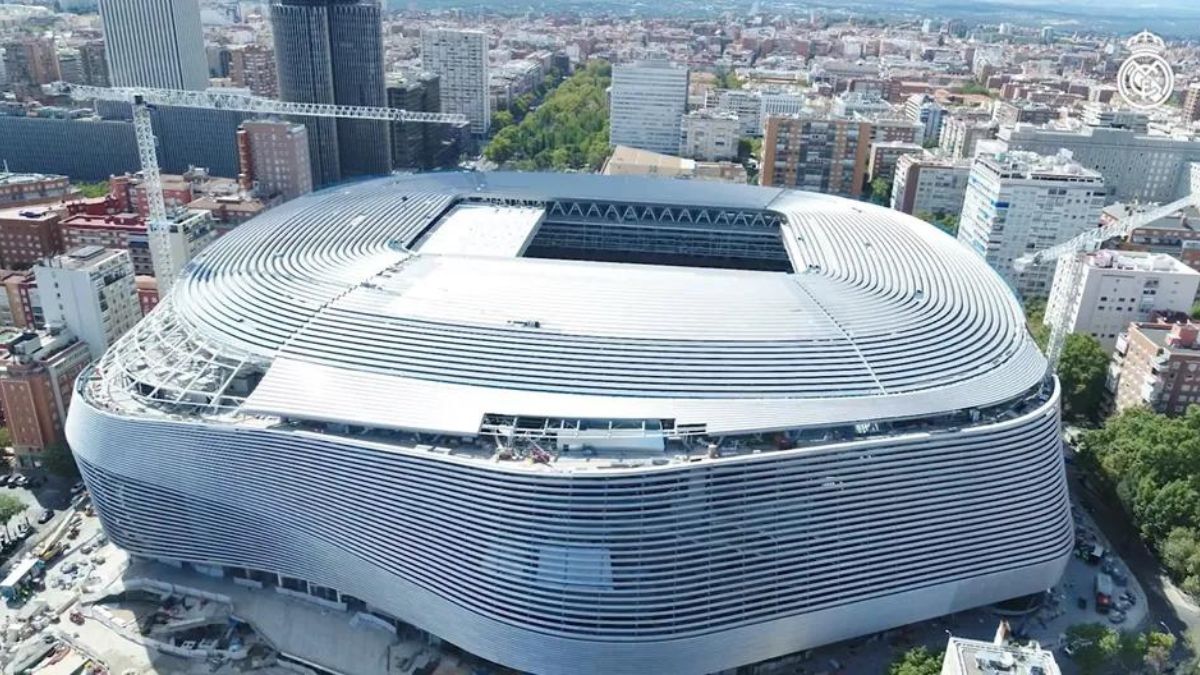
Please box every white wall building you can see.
[680,110,739,162]
[609,60,689,156]
[891,153,971,216]
[98,0,208,90]
[939,116,996,159]
[1001,124,1200,203]
[1046,251,1200,352]
[35,246,139,359]
[904,94,944,146]
[711,89,761,137]
[152,210,218,297]
[958,151,1107,298]
[421,28,490,137]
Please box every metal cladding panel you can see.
[68,386,1072,675]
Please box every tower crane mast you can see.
[1013,191,1200,370]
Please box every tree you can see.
[870,177,892,205]
[1058,333,1108,424]
[888,646,942,675]
[1191,299,1200,320]
[42,442,80,479]
[0,493,25,524]
[1065,623,1120,675]
[75,181,109,199]
[491,110,514,132]
[1142,631,1176,673]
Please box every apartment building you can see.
[762,115,871,197]
[1045,251,1200,352]
[421,29,490,137]
[34,246,140,358]
[0,328,91,468]
[890,153,972,217]
[1109,322,1200,416]
[957,151,1107,298]
[236,120,313,201]
[0,206,64,269]
[679,110,739,162]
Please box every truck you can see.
[1095,572,1115,613]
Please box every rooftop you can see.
[1084,250,1198,275]
[977,150,1103,181]
[0,171,66,187]
[944,636,1060,675]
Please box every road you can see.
[1068,464,1200,660]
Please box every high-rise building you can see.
[957,151,1107,298]
[386,73,460,171]
[420,29,490,137]
[0,328,91,468]
[891,153,972,217]
[272,0,390,185]
[609,60,690,156]
[1184,84,1200,123]
[98,0,208,90]
[35,246,140,359]
[237,119,313,200]
[1045,250,1200,352]
[904,93,943,145]
[761,115,871,197]
[154,210,218,296]
[1,39,60,88]
[868,141,922,186]
[679,109,739,162]
[79,41,110,87]
[710,89,761,137]
[228,45,278,98]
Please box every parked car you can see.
[12,475,29,488]
[5,475,20,489]
[36,509,54,524]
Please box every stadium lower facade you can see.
[66,173,1073,675]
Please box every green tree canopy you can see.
[483,61,612,172]
[1058,333,1108,424]
[870,177,892,205]
[0,493,25,524]
[888,646,943,675]
[75,181,110,199]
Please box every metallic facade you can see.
[98,0,208,90]
[67,173,1073,675]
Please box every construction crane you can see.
[1013,191,1200,369]
[55,83,469,294]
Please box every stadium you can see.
[66,172,1073,675]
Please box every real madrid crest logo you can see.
[1117,31,1175,110]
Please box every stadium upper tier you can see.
[82,171,1046,452]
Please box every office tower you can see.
[1110,322,1200,415]
[1,39,60,88]
[79,41,110,87]
[98,0,208,90]
[386,73,459,170]
[1001,124,1200,203]
[1045,250,1200,352]
[609,60,689,155]
[891,153,972,216]
[420,29,490,137]
[679,110,739,161]
[272,0,390,185]
[957,151,1107,298]
[237,120,313,200]
[0,329,91,468]
[1185,84,1200,123]
[35,246,139,358]
[762,115,872,197]
[68,173,1070,675]
[228,45,278,97]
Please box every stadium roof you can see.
[93,172,1046,444]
